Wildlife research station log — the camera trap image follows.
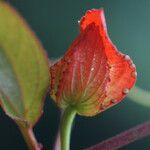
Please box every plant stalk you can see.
[85,121,150,150]
[60,106,76,150]
[18,123,42,150]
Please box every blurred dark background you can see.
[0,0,150,149]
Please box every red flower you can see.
[50,9,137,116]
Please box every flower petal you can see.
[50,24,109,115]
[80,9,137,111]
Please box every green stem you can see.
[17,123,42,150]
[60,106,76,150]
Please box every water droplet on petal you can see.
[130,63,136,68]
[87,10,92,14]
[91,67,94,71]
[111,99,117,104]
[123,88,129,94]
[131,71,137,78]
[124,55,130,61]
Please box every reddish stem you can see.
[85,121,150,150]
[18,124,42,150]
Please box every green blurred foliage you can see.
[0,2,49,126]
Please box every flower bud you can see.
[50,9,136,116]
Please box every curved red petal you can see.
[50,24,109,115]
[80,9,137,111]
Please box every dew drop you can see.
[124,55,130,61]
[91,67,94,71]
[123,88,129,94]
[87,10,92,13]
[130,63,136,68]
[111,99,117,104]
[131,71,137,78]
[78,20,80,24]
[81,16,85,22]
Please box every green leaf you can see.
[0,2,50,126]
